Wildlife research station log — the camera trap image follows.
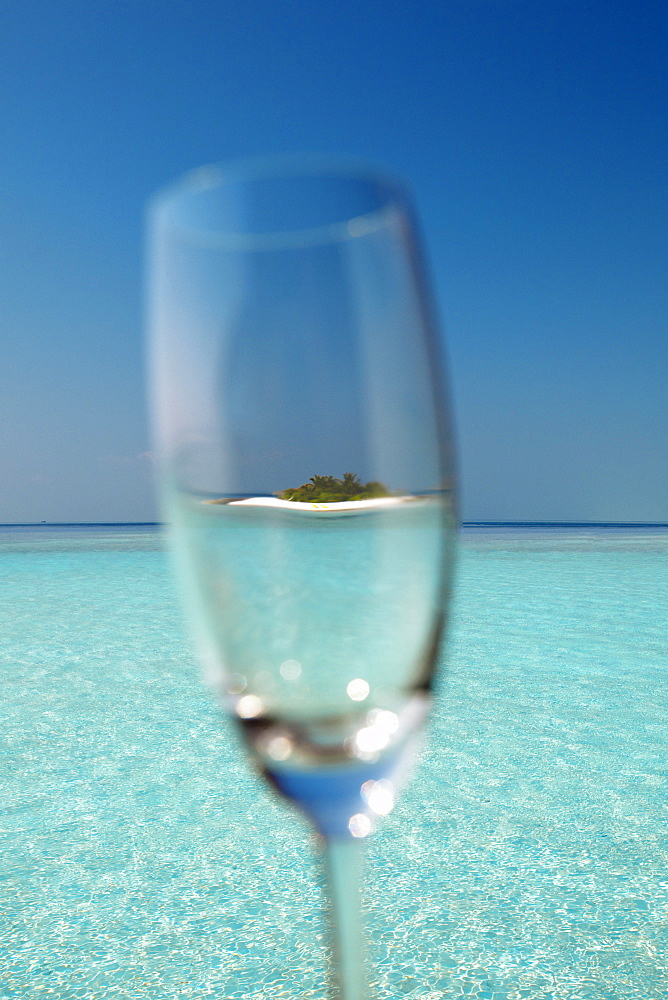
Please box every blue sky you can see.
[1,0,666,522]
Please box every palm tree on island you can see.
[278,473,391,504]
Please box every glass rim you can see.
[148,153,411,251]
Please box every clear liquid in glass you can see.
[169,491,456,837]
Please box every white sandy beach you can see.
[223,495,426,514]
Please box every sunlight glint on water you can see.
[1,524,667,998]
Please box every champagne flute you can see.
[146,155,457,999]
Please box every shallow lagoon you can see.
[1,524,667,998]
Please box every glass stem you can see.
[322,836,368,1000]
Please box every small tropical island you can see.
[278,473,391,504]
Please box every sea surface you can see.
[1,523,667,999]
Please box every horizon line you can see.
[461,520,668,528]
[1,520,668,529]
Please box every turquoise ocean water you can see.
[1,524,666,999]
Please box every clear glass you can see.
[146,155,457,999]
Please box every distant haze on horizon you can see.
[1,0,666,524]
